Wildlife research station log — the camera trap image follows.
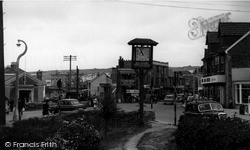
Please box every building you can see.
[88,73,112,97]
[113,57,169,103]
[201,22,250,107]
[5,62,45,103]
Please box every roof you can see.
[5,72,45,85]
[5,66,25,74]
[219,22,250,36]
[90,72,111,83]
[187,100,221,105]
[206,32,219,45]
[225,30,250,54]
[128,38,158,46]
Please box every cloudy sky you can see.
[3,0,250,72]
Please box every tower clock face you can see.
[135,47,150,61]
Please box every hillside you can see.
[169,65,200,72]
[29,68,112,81]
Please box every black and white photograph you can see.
[0,0,250,149]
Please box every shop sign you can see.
[121,79,134,86]
[201,75,226,84]
[126,89,139,94]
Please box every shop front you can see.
[201,75,226,104]
[231,68,250,113]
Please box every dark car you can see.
[51,99,86,113]
[179,100,227,122]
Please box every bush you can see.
[111,110,155,127]
[0,116,62,149]
[45,118,101,150]
[0,114,101,150]
[174,116,250,150]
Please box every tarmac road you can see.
[117,102,185,124]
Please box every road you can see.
[117,102,185,124]
[5,102,249,126]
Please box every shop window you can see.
[235,84,250,104]
[215,56,219,65]
[235,84,240,104]
[242,84,250,103]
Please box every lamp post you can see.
[13,40,27,121]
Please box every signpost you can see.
[128,38,158,126]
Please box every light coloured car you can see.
[164,94,174,105]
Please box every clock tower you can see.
[127,38,158,126]
[128,38,158,69]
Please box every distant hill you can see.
[170,65,201,72]
[29,68,112,81]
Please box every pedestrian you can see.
[43,100,50,116]
[18,98,24,120]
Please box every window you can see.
[235,84,250,104]
[215,56,219,65]
[242,84,250,103]
[220,56,225,64]
[235,84,240,104]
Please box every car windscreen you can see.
[70,100,80,105]
[198,103,211,112]
[210,103,223,111]
[165,96,173,99]
[198,103,223,112]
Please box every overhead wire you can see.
[157,0,250,8]
[115,0,250,13]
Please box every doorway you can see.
[19,90,32,103]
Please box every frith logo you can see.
[188,12,231,40]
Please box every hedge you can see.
[174,116,250,150]
[0,109,155,149]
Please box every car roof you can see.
[187,100,222,105]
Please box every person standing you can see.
[42,100,50,116]
[18,98,24,120]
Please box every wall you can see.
[90,74,111,97]
[232,68,250,82]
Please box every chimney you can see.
[11,62,16,70]
[36,70,43,81]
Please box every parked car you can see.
[51,99,87,113]
[164,94,174,105]
[177,93,184,102]
[179,100,227,122]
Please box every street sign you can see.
[126,89,139,94]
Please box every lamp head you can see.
[16,39,22,47]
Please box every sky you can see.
[3,0,250,72]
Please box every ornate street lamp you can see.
[13,39,27,121]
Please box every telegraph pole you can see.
[0,1,5,125]
[76,66,79,97]
[63,55,77,92]
[174,71,179,126]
